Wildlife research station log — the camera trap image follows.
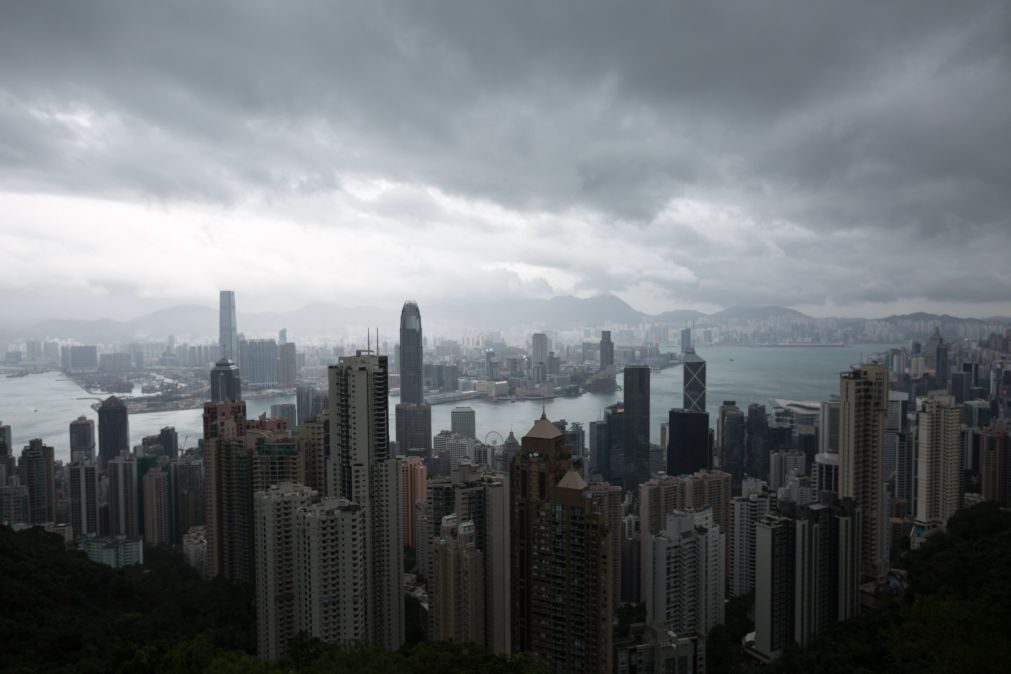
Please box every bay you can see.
[0,344,887,464]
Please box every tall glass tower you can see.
[683,346,707,412]
[219,290,239,363]
[399,301,423,404]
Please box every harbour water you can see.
[0,344,888,463]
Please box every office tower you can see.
[401,456,427,549]
[19,439,55,524]
[170,455,205,544]
[396,403,433,453]
[211,358,242,402]
[643,508,725,667]
[430,515,485,643]
[510,414,613,673]
[530,332,549,368]
[69,416,96,462]
[328,352,404,651]
[730,490,774,597]
[278,342,297,387]
[746,403,770,480]
[219,290,239,362]
[0,477,30,525]
[143,467,170,546]
[295,415,328,495]
[254,482,317,660]
[683,345,706,412]
[296,385,326,427]
[914,392,962,537]
[295,496,369,646]
[433,431,474,471]
[421,462,510,653]
[269,404,297,435]
[623,365,651,491]
[593,403,625,483]
[400,301,424,404]
[244,339,279,389]
[600,330,614,370]
[203,400,255,582]
[667,408,711,476]
[839,363,889,582]
[107,454,139,537]
[98,396,129,470]
[719,401,746,479]
[884,391,910,490]
[451,406,477,439]
[0,421,11,456]
[68,460,101,537]
[981,421,1010,504]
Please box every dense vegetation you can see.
[770,502,1011,674]
[0,526,545,673]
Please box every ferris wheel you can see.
[483,430,505,446]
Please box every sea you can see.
[0,344,889,464]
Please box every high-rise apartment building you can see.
[143,467,170,546]
[295,385,327,427]
[295,414,328,495]
[451,406,477,439]
[839,363,890,582]
[278,342,297,388]
[170,455,204,544]
[243,339,279,389]
[254,482,318,660]
[18,439,55,524]
[219,290,239,363]
[69,416,96,462]
[68,460,101,536]
[401,456,427,549]
[914,392,962,537]
[982,421,1010,505]
[530,332,549,368]
[108,454,139,537]
[203,400,254,582]
[623,365,651,491]
[643,508,725,669]
[430,515,485,644]
[328,352,404,651]
[683,346,707,412]
[97,396,129,470]
[421,462,510,654]
[600,330,614,371]
[510,414,613,673]
[294,496,369,646]
[210,358,242,402]
[729,490,773,597]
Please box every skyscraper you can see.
[399,301,424,405]
[69,416,96,462]
[683,346,707,412]
[219,290,239,363]
[913,391,962,539]
[530,332,549,368]
[68,460,101,536]
[278,342,297,387]
[451,406,477,439]
[401,456,427,549]
[210,358,242,402]
[719,401,746,480]
[430,515,485,644]
[510,414,613,672]
[667,408,711,476]
[97,396,129,470]
[328,352,404,651]
[143,467,170,546]
[108,454,139,537]
[244,339,279,389]
[395,403,432,453]
[839,363,889,582]
[295,385,326,427]
[18,439,55,524]
[729,490,774,597]
[623,365,651,490]
[203,400,254,582]
[254,482,318,660]
[600,330,614,371]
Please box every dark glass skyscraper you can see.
[399,301,424,405]
[623,365,651,490]
[667,408,711,476]
[599,330,614,371]
[210,358,242,402]
[98,396,129,469]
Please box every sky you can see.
[1,1,1009,323]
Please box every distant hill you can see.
[709,305,812,321]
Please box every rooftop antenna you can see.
[367,328,371,354]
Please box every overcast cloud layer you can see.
[1,0,1009,322]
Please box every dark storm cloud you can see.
[0,0,1009,315]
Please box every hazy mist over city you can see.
[2,1,1010,326]
[2,3,1011,674]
